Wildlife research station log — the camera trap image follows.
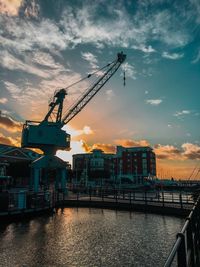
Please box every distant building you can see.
[73,149,114,185]
[72,146,156,185]
[0,144,41,186]
[114,146,156,184]
[0,144,40,162]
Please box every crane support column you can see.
[61,169,67,194]
[33,168,40,193]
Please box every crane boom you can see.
[62,52,126,125]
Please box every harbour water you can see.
[0,208,184,267]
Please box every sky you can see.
[0,0,200,179]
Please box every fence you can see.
[0,190,55,213]
[164,195,200,267]
[64,187,194,208]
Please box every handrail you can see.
[164,195,200,267]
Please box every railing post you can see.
[162,191,165,207]
[177,233,187,267]
[180,192,183,209]
[192,210,200,265]
[172,192,174,203]
[186,218,195,266]
[145,190,147,206]
[89,187,91,201]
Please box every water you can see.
[0,208,184,267]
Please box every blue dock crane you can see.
[21,52,126,193]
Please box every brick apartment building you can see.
[72,146,156,185]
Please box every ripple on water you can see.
[0,208,184,267]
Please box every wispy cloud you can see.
[174,110,191,118]
[0,133,19,146]
[105,89,114,101]
[115,139,150,147]
[191,49,200,63]
[60,4,191,49]
[0,111,22,132]
[162,52,184,60]
[132,44,156,53]
[62,125,93,138]
[146,99,163,105]
[0,0,22,16]
[81,52,98,69]
[0,98,8,104]
[154,142,200,160]
[121,62,137,80]
[189,0,200,23]
[154,144,181,160]
[182,142,200,159]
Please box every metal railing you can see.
[0,190,55,213]
[64,187,194,208]
[164,195,200,267]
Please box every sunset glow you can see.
[0,0,199,179]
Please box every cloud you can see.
[62,125,93,138]
[154,144,181,159]
[81,52,98,69]
[31,51,65,70]
[0,51,54,78]
[154,143,200,160]
[56,140,86,164]
[162,52,184,60]
[182,143,200,160]
[92,143,116,153]
[121,62,137,80]
[146,99,163,105]
[0,98,8,104]
[19,0,40,18]
[189,0,200,23]
[0,133,19,146]
[56,137,200,164]
[60,4,191,49]
[0,111,22,132]
[0,16,69,53]
[132,44,156,53]
[0,0,22,15]
[174,110,191,118]
[115,139,150,147]
[105,89,114,101]
[191,49,200,63]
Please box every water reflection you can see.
[0,208,184,267]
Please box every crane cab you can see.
[21,120,70,152]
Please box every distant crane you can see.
[21,52,126,193]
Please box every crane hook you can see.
[123,71,126,86]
